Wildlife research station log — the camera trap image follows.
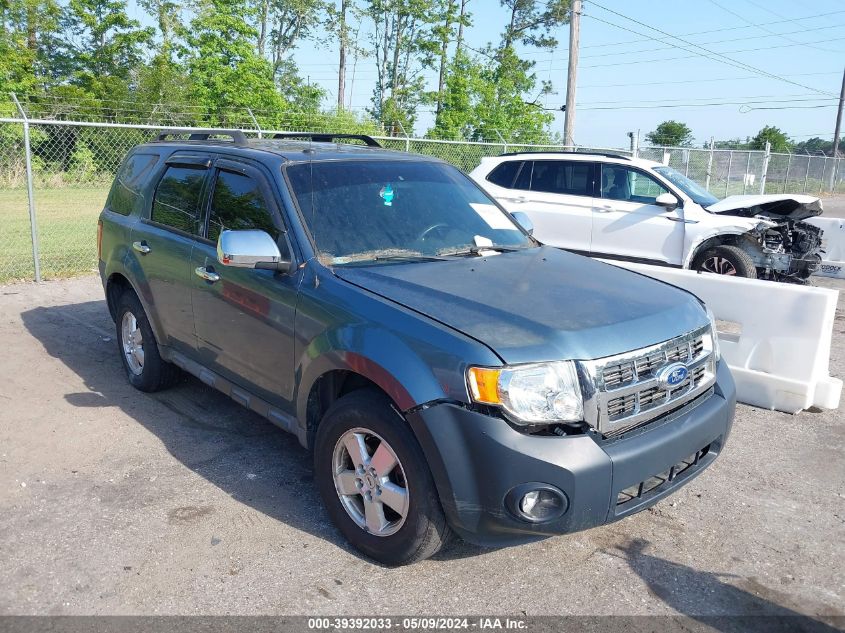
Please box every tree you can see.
[0,0,61,95]
[185,0,285,125]
[750,125,791,153]
[792,136,844,156]
[58,0,154,94]
[501,0,569,49]
[646,121,694,147]
[365,0,448,132]
[253,0,325,82]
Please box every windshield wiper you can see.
[439,245,525,257]
[372,253,448,263]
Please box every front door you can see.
[190,158,301,410]
[590,164,685,265]
[131,155,212,355]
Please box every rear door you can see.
[521,160,596,252]
[190,157,301,410]
[590,164,684,264]
[131,154,212,355]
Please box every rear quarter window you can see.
[106,153,159,216]
[486,161,523,188]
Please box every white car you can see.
[470,152,824,283]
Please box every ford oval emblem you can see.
[657,363,689,389]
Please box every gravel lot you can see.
[0,274,843,618]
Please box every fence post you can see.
[820,156,828,195]
[803,153,811,193]
[246,108,262,139]
[759,141,771,195]
[494,129,508,154]
[724,150,733,198]
[743,152,751,194]
[11,93,41,282]
[705,137,714,192]
[834,158,840,194]
[782,153,792,193]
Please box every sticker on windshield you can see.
[470,203,514,230]
[380,183,395,206]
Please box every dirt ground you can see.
[0,274,843,618]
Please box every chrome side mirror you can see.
[217,229,290,272]
[511,211,534,236]
[655,192,680,210]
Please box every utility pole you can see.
[829,67,844,191]
[563,0,581,147]
[337,0,348,111]
[833,66,844,159]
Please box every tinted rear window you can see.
[151,166,207,235]
[530,161,593,196]
[487,161,522,188]
[107,153,159,216]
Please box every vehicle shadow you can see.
[608,537,843,632]
[20,299,498,566]
[21,300,375,562]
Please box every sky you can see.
[131,0,845,149]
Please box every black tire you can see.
[692,245,757,279]
[115,290,180,392]
[314,389,452,565]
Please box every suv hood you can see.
[706,194,822,221]
[333,247,708,364]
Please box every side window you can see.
[151,165,208,234]
[207,169,280,244]
[107,153,159,216]
[487,161,522,188]
[513,161,532,190]
[530,161,593,197]
[601,165,668,204]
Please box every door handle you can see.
[132,241,151,254]
[595,206,613,213]
[194,266,220,283]
[512,196,528,203]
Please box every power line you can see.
[708,0,841,54]
[577,71,842,90]
[586,1,838,98]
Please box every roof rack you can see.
[271,133,382,148]
[155,129,249,145]
[498,150,631,160]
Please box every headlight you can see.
[467,361,583,424]
[705,305,721,362]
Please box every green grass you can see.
[0,187,109,283]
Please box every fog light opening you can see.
[507,484,568,523]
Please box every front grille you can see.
[616,444,711,507]
[579,325,716,437]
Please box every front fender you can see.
[682,226,759,269]
[295,325,461,430]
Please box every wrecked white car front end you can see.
[702,194,824,283]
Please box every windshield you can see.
[653,166,720,207]
[286,160,532,265]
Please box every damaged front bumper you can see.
[406,361,736,547]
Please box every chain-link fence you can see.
[1,116,843,283]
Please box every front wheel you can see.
[314,390,452,565]
[692,245,757,279]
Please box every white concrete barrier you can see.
[807,216,845,280]
[605,261,842,414]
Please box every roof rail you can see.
[155,129,249,145]
[271,133,382,148]
[498,150,631,160]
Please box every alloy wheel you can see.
[701,256,737,275]
[332,427,409,537]
[121,311,145,375]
